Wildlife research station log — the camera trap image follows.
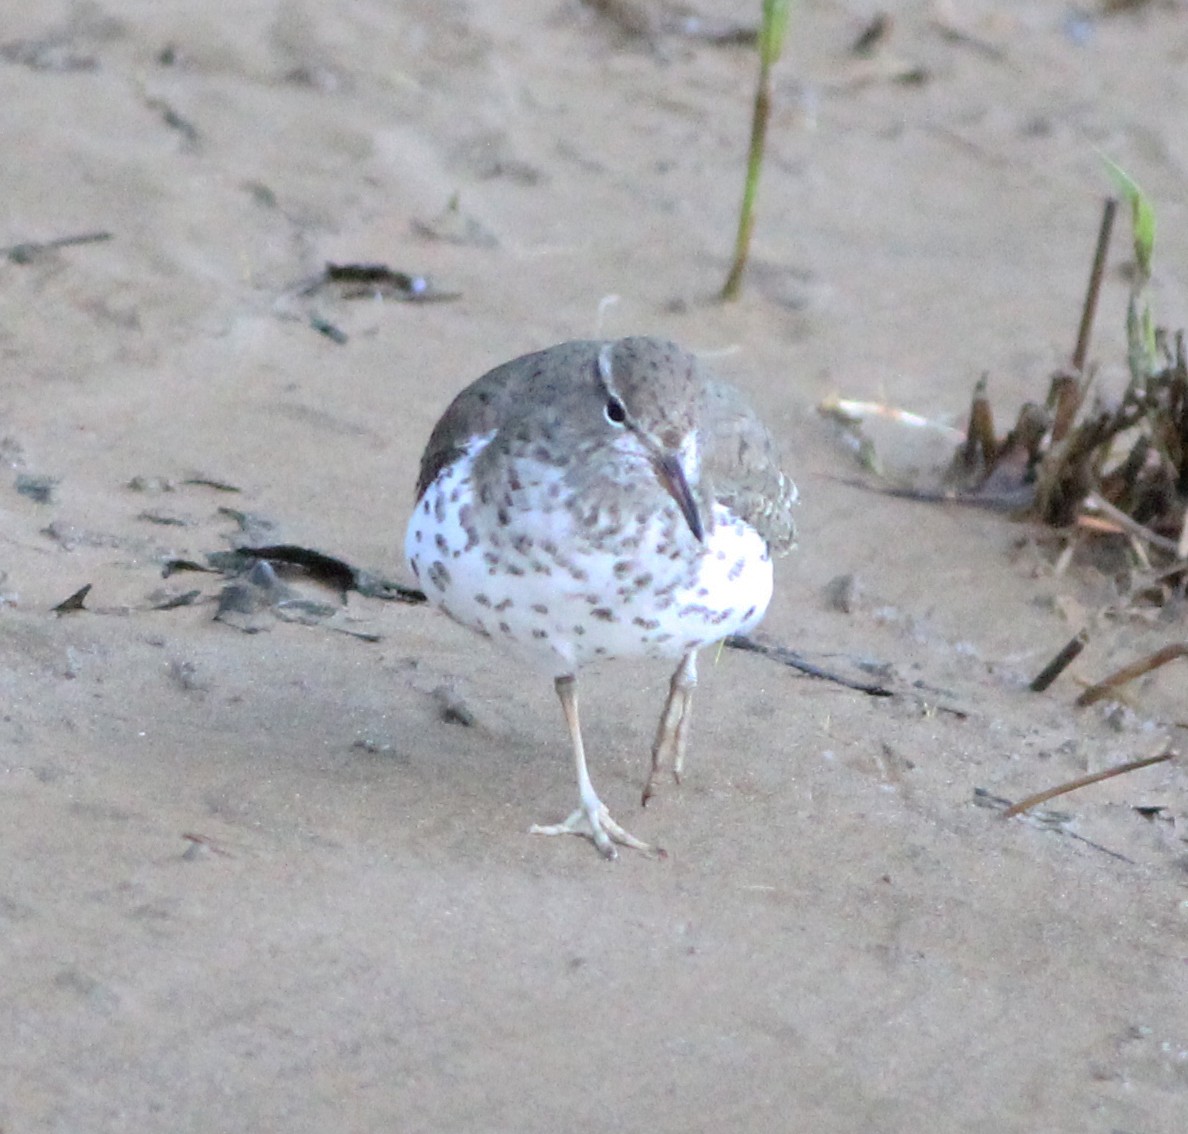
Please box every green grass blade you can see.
[721,1,797,300]
[1101,155,1155,277]
[760,0,794,66]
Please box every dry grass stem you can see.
[1002,749,1175,818]
[1075,643,1188,707]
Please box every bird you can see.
[405,336,797,858]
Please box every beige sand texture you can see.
[2,2,1187,1131]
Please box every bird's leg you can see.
[529,675,659,860]
[643,649,698,806]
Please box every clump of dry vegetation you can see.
[947,172,1188,599]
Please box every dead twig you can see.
[1072,197,1117,375]
[725,635,969,717]
[974,789,1135,863]
[2,230,113,264]
[725,635,894,697]
[308,262,460,302]
[1001,749,1175,818]
[1029,629,1088,692]
[1076,643,1188,707]
[1081,492,1182,556]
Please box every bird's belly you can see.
[406,461,773,674]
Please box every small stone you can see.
[15,473,57,503]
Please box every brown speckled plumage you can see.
[415,338,796,552]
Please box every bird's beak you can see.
[653,453,704,542]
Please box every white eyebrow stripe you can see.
[597,342,615,387]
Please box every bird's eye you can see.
[604,397,627,426]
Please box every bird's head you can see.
[594,337,705,542]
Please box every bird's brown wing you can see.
[414,340,602,501]
[699,379,798,554]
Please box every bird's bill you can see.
[653,453,705,542]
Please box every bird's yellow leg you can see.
[642,649,698,806]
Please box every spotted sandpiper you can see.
[406,336,797,858]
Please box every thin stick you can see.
[1076,643,1188,707]
[2,230,113,263]
[1029,629,1088,692]
[1083,492,1182,555]
[725,635,893,697]
[1002,749,1174,818]
[1072,197,1117,374]
[1141,557,1188,587]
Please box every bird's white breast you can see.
[406,443,773,676]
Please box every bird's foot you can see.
[530,800,664,861]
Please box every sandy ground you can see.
[3,2,1188,1130]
